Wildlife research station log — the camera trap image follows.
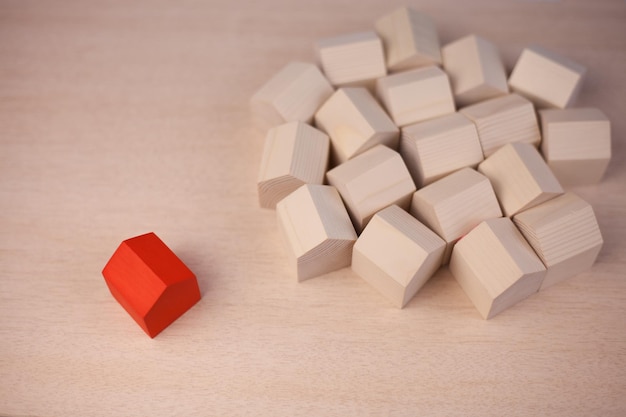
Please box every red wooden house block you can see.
[102,232,201,338]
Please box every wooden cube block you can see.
[376,66,455,127]
[449,218,546,319]
[410,168,502,263]
[257,121,330,209]
[400,112,484,187]
[102,232,201,338]
[250,61,334,128]
[539,108,611,185]
[352,205,445,308]
[315,31,386,88]
[326,145,416,233]
[509,45,586,108]
[513,192,603,290]
[478,142,563,217]
[314,87,398,165]
[276,184,357,281]
[374,7,442,72]
[442,34,509,107]
[460,93,541,157]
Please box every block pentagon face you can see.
[326,145,416,233]
[478,142,563,217]
[376,66,455,127]
[314,87,399,165]
[400,112,484,187]
[276,184,357,281]
[459,93,541,157]
[315,31,386,88]
[449,218,546,319]
[102,232,201,338]
[257,121,330,209]
[352,205,445,307]
[508,45,586,108]
[409,168,502,263]
[250,61,334,128]
[374,7,441,71]
[539,108,611,185]
[513,192,603,290]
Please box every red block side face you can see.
[102,232,201,338]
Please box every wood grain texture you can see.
[1,1,626,416]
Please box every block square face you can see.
[352,205,445,308]
[409,167,502,263]
[257,121,330,209]
[314,88,398,165]
[376,66,455,127]
[478,142,563,217]
[400,112,484,187]
[449,218,546,319]
[315,31,386,88]
[442,34,508,107]
[250,61,334,128]
[374,7,441,72]
[459,93,541,157]
[513,192,603,290]
[276,184,357,281]
[539,108,611,185]
[509,45,586,108]
[326,145,416,234]
[102,232,201,338]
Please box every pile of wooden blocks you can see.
[252,7,610,319]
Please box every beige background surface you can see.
[1,0,625,416]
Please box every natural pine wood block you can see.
[442,34,508,107]
[376,66,455,127]
[250,61,334,128]
[276,184,357,282]
[374,7,442,72]
[314,87,398,165]
[315,31,386,88]
[257,121,330,209]
[539,108,611,185]
[102,233,201,338]
[400,112,484,187]
[509,45,586,108]
[513,192,603,290]
[449,217,546,319]
[352,205,445,308]
[459,93,541,157]
[409,167,502,263]
[326,145,416,234]
[478,142,563,217]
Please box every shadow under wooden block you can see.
[102,232,201,338]
[276,184,357,282]
[352,205,445,308]
[250,61,334,129]
[374,7,441,72]
[326,145,416,234]
[539,108,611,186]
[449,218,546,319]
[315,31,386,88]
[400,112,484,187]
[459,93,540,157]
[257,121,330,209]
[442,34,508,107]
[509,45,586,109]
[409,167,502,264]
[513,192,603,290]
[314,87,398,166]
[376,65,455,127]
[478,142,563,217]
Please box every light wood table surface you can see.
[1,1,625,415]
